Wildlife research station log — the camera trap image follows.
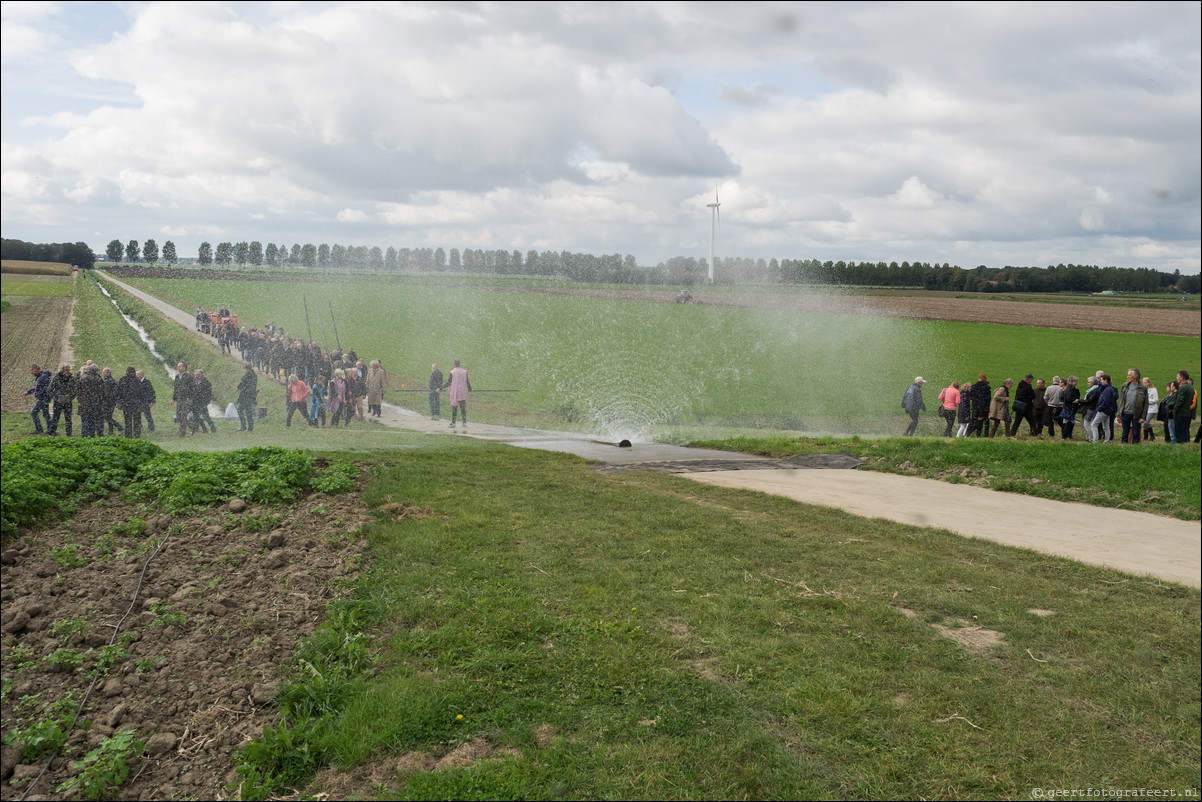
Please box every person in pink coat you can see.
[444,359,472,430]
[327,369,348,427]
[937,381,960,437]
[285,374,310,428]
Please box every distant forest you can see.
[4,236,1198,294]
[1,238,95,270]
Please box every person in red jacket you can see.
[286,374,310,428]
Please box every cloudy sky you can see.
[2,1,1199,272]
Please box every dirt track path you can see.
[100,272,1202,589]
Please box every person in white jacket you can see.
[1142,376,1159,441]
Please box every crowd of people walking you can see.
[27,361,157,438]
[26,297,487,440]
[905,369,1198,444]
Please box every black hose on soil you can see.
[17,529,174,802]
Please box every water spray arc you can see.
[707,188,721,284]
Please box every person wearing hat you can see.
[902,376,927,436]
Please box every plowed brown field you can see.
[500,287,1201,336]
[0,295,74,412]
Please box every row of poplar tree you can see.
[0,237,1185,294]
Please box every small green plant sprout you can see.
[44,647,86,673]
[2,642,37,670]
[3,692,80,761]
[50,543,89,568]
[148,602,187,629]
[56,728,143,801]
[91,531,117,558]
[241,512,284,532]
[50,616,95,645]
[241,614,269,634]
[134,655,164,674]
[219,549,246,567]
[110,516,148,538]
[94,644,129,674]
[4,718,69,762]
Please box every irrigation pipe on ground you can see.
[18,530,175,802]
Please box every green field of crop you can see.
[0,278,74,297]
[119,277,1200,439]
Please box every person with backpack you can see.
[47,364,77,436]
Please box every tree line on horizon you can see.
[3,236,1198,294]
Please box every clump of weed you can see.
[233,600,376,799]
[310,460,357,495]
[241,512,284,532]
[56,728,142,800]
[94,644,129,674]
[49,616,94,645]
[110,516,148,538]
[49,544,89,569]
[2,692,81,761]
[148,602,187,629]
[44,647,86,673]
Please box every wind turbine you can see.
[706,188,720,284]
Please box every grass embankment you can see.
[688,435,1202,520]
[86,272,245,410]
[233,438,1199,799]
[5,434,1195,799]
